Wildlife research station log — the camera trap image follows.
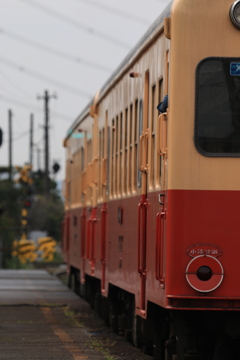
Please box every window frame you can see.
[195,56,240,158]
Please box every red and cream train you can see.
[62,0,240,358]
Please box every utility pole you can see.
[37,148,41,171]
[37,90,57,198]
[8,109,12,182]
[29,114,34,169]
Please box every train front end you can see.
[167,0,240,310]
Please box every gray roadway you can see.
[0,269,101,359]
[0,269,79,306]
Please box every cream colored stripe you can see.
[41,307,88,359]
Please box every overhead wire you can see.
[12,130,29,142]
[0,93,73,122]
[19,0,131,49]
[0,55,92,99]
[0,69,33,97]
[75,0,150,25]
[0,28,112,73]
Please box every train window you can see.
[110,119,115,198]
[133,99,138,191]
[81,147,84,171]
[195,57,240,156]
[76,151,79,204]
[156,78,163,187]
[138,100,143,188]
[86,138,92,205]
[98,130,102,201]
[158,78,164,106]
[120,112,123,196]
[107,125,110,196]
[115,115,119,196]
[80,147,84,203]
[128,104,133,194]
[124,108,128,195]
[165,51,169,94]
[150,84,156,189]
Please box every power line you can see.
[0,93,73,122]
[76,0,150,25]
[0,28,112,73]
[0,69,33,97]
[12,130,29,142]
[0,55,92,98]
[19,0,131,49]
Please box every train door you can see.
[137,70,150,316]
[155,51,169,288]
[155,111,168,287]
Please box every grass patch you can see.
[86,338,116,360]
[63,306,83,327]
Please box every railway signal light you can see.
[24,200,31,209]
[53,162,60,174]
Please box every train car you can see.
[62,0,240,358]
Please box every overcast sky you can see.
[0,0,170,182]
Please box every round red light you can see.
[197,266,212,281]
[186,255,224,292]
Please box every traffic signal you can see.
[53,162,60,174]
[24,200,31,209]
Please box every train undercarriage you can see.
[67,266,240,360]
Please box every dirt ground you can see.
[56,270,153,360]
[64,303,153,360]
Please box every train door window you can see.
[133,99,138,192]
[128,104,133,194]
[124,108,128,195]
[138,100,143,188]
[150,84,156,189]
[119,112,123,196]
[195,57,240,156]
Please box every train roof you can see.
[66,1,172,140]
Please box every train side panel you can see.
[166,0,240,309]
